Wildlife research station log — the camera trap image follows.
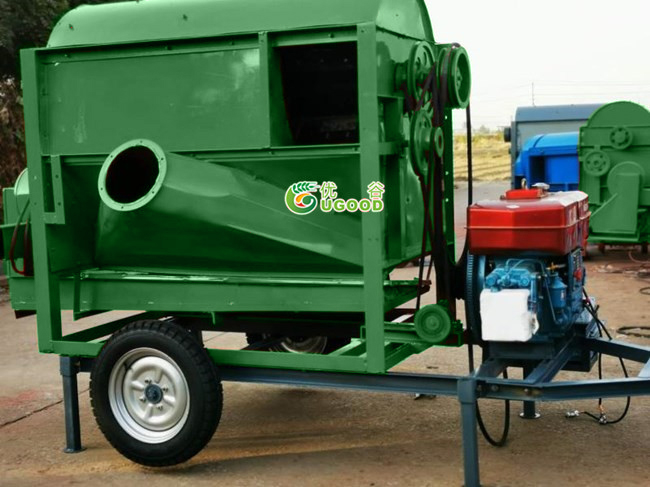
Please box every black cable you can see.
[415,178,431,310]
[414,60,442,310]
[451,104,474,300]
[9,200,32,276]
[466,105,473,207]
[467,341,510,447]
[428,44,507,445]
[476,370,511,447]
[581,289,631,425]
[429,49,455,310]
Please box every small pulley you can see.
[609,126,633,150]
[414,303,453,343]
[583,150,611,177]
[410,109,444,178]
[395,41,436,109]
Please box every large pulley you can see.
[438,45,472,109]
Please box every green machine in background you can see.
[1,0,472,472]
[578,101,650,245]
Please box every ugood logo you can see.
[285,181,320,215]
[285,181,385,215]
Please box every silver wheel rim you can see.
[108,347,190,444]
[272,336,328,354]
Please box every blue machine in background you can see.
[513,132,580,191]
[505,104,603,187]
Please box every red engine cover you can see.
[467,190,590,255]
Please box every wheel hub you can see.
[108,348,190,444]
[144,384,164,404]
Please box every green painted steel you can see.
[579,101,650,244]
[4,0,470,374]
[48,0,433,48]
[414,304,452,343]
[96,139,362,273]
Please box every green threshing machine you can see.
[2,1,650,486]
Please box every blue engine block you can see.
[484,249,585,338]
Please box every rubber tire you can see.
[90,320,222,466]
[245,333,350,354]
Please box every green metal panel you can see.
[8,0,471,375]
[207,349,367,373]
[95,140,363,274]
[7,272,420,313]
[578,101,650,244]
[48,0,433,48]
[44,45,264,155]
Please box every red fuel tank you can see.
[467,189,590,255]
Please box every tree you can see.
[0,0,119,213]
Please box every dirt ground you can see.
[0,182,649,487]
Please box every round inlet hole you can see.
[104,146,160,204]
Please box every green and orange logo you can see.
[285,181,385,215]
[285,181,320,215]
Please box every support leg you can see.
[520,365,540,419]
[458,378,481,487]
[60,356,84,453]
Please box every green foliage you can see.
[0,0,119,80]
[0,79,24,207]
[0,0,120,214]
[1,0,66,79]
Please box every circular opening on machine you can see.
[99,140,167,211]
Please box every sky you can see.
[426,0,650,129]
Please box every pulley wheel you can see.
[438,46,472,109]
[414,304,452,344]
[410,109,433,178]
[465,254,490,343]
[609,126,633,150]
[407,41,436,108]
[434,127,445,157]
[583,150,611,177]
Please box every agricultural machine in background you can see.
[513,101,650,250]
[505,103,602,181]
[1,1,649,486]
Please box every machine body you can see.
[1,2,649,486]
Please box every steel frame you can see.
[60,334,650,487]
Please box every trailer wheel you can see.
[90,320,222,466]
[246,334,349,354]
